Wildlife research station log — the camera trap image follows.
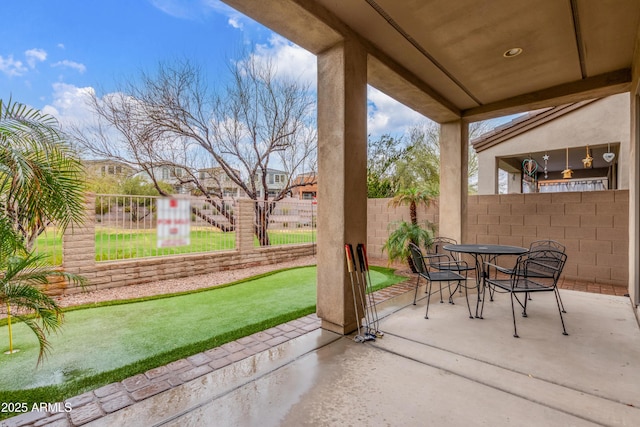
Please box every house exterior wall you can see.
[477,94,630,195]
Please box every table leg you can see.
[473,254,484,318]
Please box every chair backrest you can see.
[427,237,457,256]
[409,243,429,276]
[529,239,566,254]
[514,249,567,284]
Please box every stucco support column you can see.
[316,40,368,335]
[439,120,468,243]
[629,28,640,312]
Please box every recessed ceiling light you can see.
[503,47,523,58]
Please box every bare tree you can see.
[74,54,317,245]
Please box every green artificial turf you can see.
[0,265,404,417]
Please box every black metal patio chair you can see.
[409,243,473,319]
[484,249,568,338]
[529,239,566,253]
[489,239,567,310]
[426,237,476,278]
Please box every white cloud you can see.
[228,17,243,29]
[148,0,196,19]
[42,82,96,128]
[367,86,428,137]
[0,55,28,77]
[57,43,65,49]
[149,0,236,21]
[203,0,249,29]
[52,60,87,74]
[25,48,47,68]
[252,34,316,88]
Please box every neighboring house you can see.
[472,93,629,195]
[261,168,289,198]
[198,167,244,198]
[200,167,290,199]
[133,166,291,199]
[134,165,192,194]
[291,173,317,200]
[84,159,137,179]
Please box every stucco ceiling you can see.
[222,0,640,123]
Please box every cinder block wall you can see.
[368,191,629,286]
[366,198,439,258]
[467,190,629,286]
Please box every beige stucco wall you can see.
[630,36,640,309]
[477,93,630,195]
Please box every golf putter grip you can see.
[345,244,355,273]
[359,243,369,270]
[356,244,367,272]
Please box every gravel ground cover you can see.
[53,256,319,308]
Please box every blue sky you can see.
[1,1,266,105]
[1,0,504,140]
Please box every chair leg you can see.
[554,288,569,336]
[462,280,473,319]
[557,290,567,313]
[413,275,421,305]
[424,280,433,319]
[439,282,444,303]
[510,293,519,338]
[447,281,458,304]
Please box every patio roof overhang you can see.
[220,0,640,328]
[222,0,640,123]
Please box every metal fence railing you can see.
[93,195,316,262]
[95,194,237,262]
[253,199,317,247]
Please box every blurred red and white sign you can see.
[157,198,191,248]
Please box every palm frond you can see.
[1,99,86,245]
[15,315,56,366]
[382,221,434,263]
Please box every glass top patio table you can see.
[443,244,528,318]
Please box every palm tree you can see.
[384,188,436,271]
[1,99,86,249]
[1,99,86,363]
[383,221,433,268]
[388,188,435,226]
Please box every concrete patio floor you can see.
[81,285,640,427]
